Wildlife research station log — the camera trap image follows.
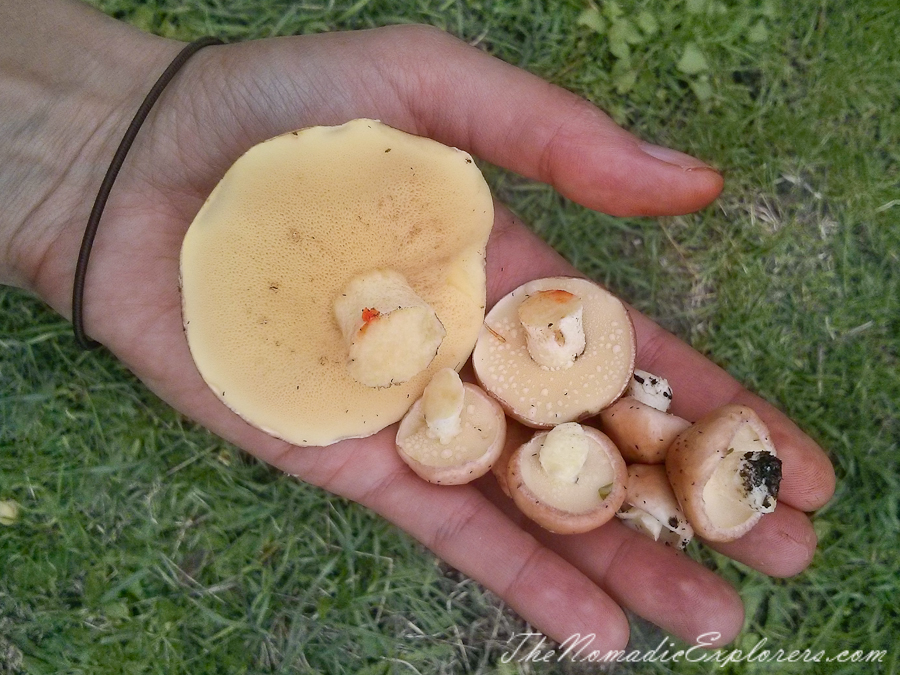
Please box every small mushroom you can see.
[600,368,691,465]
[181,119,494,446]
[472,277,635,428]
[396,368,506,485]
[507,423,627,534]
[600,397,690,463]
[616,464,693,549]
[666,405,783,542]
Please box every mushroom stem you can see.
[334,269,446,388]
[539,422,590,483]
[705,423,782,515]
[508,424,627,534]
[517,290,586,370]
[628,369,673,412]
[422,368,465,444]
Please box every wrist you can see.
[0,0,181,300]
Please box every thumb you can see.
[384,25,723,217]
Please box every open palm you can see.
[30,25,835,650]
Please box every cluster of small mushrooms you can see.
[180,119,782,551]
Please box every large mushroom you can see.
[507,423,628,534]
[666,405,782,542]
[180,119,494,446]
[395,368,506,485]
[472,277,635,428]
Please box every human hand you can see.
[5,13,834,651]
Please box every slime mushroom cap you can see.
[472,277,636,428]
[180,119,494,446]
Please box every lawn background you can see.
[2,0,898,673]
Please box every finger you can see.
[210,28,723,217]
[540,521,745,647]
[114,328,632,650]
[705,504,818,578]
[477,475,744,647]
[275,433,631,651]
[377,25,724,217]
[486,205,836,516]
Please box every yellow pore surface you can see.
[180,120,494,446]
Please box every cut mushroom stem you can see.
[617,464,693,549]
[334,268,446,388]
[666,405,783,542]
[518,290,586,370]
[396,378,506,485]
[709,441,782,514]
[539,422,589,483]
[507,424,627,534]
[422,368,465,444]
[628,369,673,412]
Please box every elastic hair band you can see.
[73,36,224,350]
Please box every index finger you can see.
[375,25,724,217]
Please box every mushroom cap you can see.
[395,383,506,485]
[619,464,693,548]
[600,396,691,464]
[507,425,627,534]
[665,404,779,542]
[491,420,534,499]
[472,277,635,428]
[180,119,494,446]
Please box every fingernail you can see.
[638,142,719,172]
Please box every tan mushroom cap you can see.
[181,119,494,446]
[666,405,780,542]
[472,277,636,428]
[396,382,506,485]
[507,425,627,534]
[491,420,534,499]
[600,396,691,464]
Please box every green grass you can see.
[3,0,899,673]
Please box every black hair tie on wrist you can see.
[73,36,224,350]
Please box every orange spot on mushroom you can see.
[359,307,381,333]
[541,289,577,304]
